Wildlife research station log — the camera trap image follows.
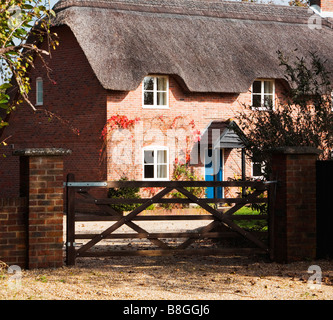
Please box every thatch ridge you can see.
[53,0,312,24]
[51,0,333,93]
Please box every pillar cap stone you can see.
[13,148,72,157]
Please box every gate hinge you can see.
[63,182,108,187]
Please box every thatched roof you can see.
[53,0,333,93]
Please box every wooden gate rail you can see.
[65,174,276,265]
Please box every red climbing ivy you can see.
[100,114,140,141]
[100,114,202,187]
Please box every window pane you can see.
[157,77,167,91]
[37,79,43,104]
[252,81,261,94]
[264,95,273,108]
[144,77,154,90]
[264,81,273,94]
[253,163,263,176]
[252,95,261,108]
[157,150,167,163]
[144,92,154,105]
[37,89,43,104]
[157,92,167,106]
[144,165,154,179]
[157,164,167,178]
[144,150,154,164]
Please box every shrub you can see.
[237,51,333,180]
[107,177,140,214]
[162,163,205,209]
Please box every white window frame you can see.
[142,75,169,109]
[251,79,275,111]
[142,146,169,181]
[36,77,43,106]
[251,161,265,179]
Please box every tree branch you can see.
[0,44,50,56]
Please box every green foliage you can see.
[233,206,267,232]
[0,0,57,132]
[288,0,308,7]
[107,177,140,214]
[161,163,205,209]
[246,186,268,215]
[237,51,333,179]
[231,176,268,215]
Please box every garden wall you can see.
[0,148,70,269]
[0,197,28,267]
[270,147,320,263]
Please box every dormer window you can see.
[143,76,169,109]
[36,77,43,106]
[251,79,275,110]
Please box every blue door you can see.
[205,149,223,199]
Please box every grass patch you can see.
[233,205,267,232]
[234,206,260,215]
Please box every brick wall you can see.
[270,147,319,262]
[0,198,28,267]
[0,25,107,198]
[0,149,69,269]
[25,154,65,269]
[311,0,333,12]
[106,77,287,182]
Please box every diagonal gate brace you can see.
[77,187,174,255]
[77,190,170,250]
[175,186,268,251]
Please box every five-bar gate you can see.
[65,174,276,265]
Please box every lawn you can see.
[233,205,268,231]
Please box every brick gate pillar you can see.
[270,146,320,263]
[14,148,71,269]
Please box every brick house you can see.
[1,0,333,198]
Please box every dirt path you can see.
[1,255,333,300]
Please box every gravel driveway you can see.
[0,219,332,300]
[1,255,333,300]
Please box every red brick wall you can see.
[271,148,318,262]
[27,155,64,269]
[1,151,67,269]
[0,26,107,197]
[324,0,333,12]
[311,0,333,12]
[0,198,28,267]
[106,77,287,182]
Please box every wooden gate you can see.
[65,174,276,265]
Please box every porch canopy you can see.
[197,120,248,183]
[205,120,247,150]
[199,120,247,150]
